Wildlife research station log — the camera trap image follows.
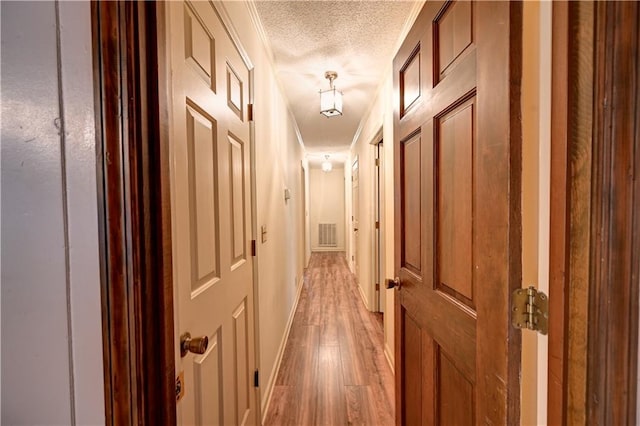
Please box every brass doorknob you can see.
[180,332,208,357]
[386,277,401,289]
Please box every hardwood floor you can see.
[264,252,394,426]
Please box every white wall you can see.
[345,2,423,368]
[520,1,552,424]
[347,70,396,364]
[309,167,346,251]
[1,2,105,424]
[349,114,379,312]
[217,2,307,419]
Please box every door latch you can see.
[176,371,185,402]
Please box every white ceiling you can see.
[251,1,420,167]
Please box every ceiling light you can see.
[319,71,343,117]
[321,155,332,172]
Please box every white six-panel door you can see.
[167,2,256,424]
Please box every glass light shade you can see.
[319,88,343,117]
[321,160,332,172]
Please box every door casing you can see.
[92,1,260,424]
[547,2,640,424]
[92,1,639,425]
[92,2,175,424]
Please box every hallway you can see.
[264,252,394,425]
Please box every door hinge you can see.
[254,369,259,388]
[375,159,379,167]
[375,221,380,229]
[375,283,380,291]
[248,103,254,121]
[511,286,549,335]
[251,239,256,256]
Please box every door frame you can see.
[548,1,640,423]
[93,1,260,424]
[586,2,640,423]
[371,131,384,312]
[92,2,175,424]
[547,2,594,423]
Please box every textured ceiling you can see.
[252,1,419,165]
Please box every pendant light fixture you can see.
[321,155,332,172]
[319,71,343,117]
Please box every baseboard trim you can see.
[310,247,345,252]
[357,283,370,311]
[260,275,305,424]
[384,341,395,374]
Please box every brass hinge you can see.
[375,159,380,167]
[254,369,259,387]
[251,240,256,256]
[248,103,254,121]
[511,286,549,335]
[375,283,380,291]
[375,221,380,229]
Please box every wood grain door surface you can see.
[167,2,257,425]
[393,1,522,424]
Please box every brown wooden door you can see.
[392,1,522,424]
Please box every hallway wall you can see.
[1,2,105,424]
[220,2,307,418]
[309,167,346,251]
[345,1,423,370]
[349,72,396,366]
[520,2,552,424]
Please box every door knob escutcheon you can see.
[180,332,208,357]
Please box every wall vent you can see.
[318,223,337,247]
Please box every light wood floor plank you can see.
[264,252,394,425]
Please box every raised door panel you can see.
[186,102,221,293]
[436,96,475,305]
[228,134,246,266]
[401,132,422,275]
[435,0,473,82]
[400,310,423,424]
[437,349,474,424]
[226,64,243,120]
[233,300,250,425]
[401,47,421,117]
[184,2,215,90]
[193,330,223,426]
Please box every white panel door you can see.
[352,158,359,274]
[167,2,256,425]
